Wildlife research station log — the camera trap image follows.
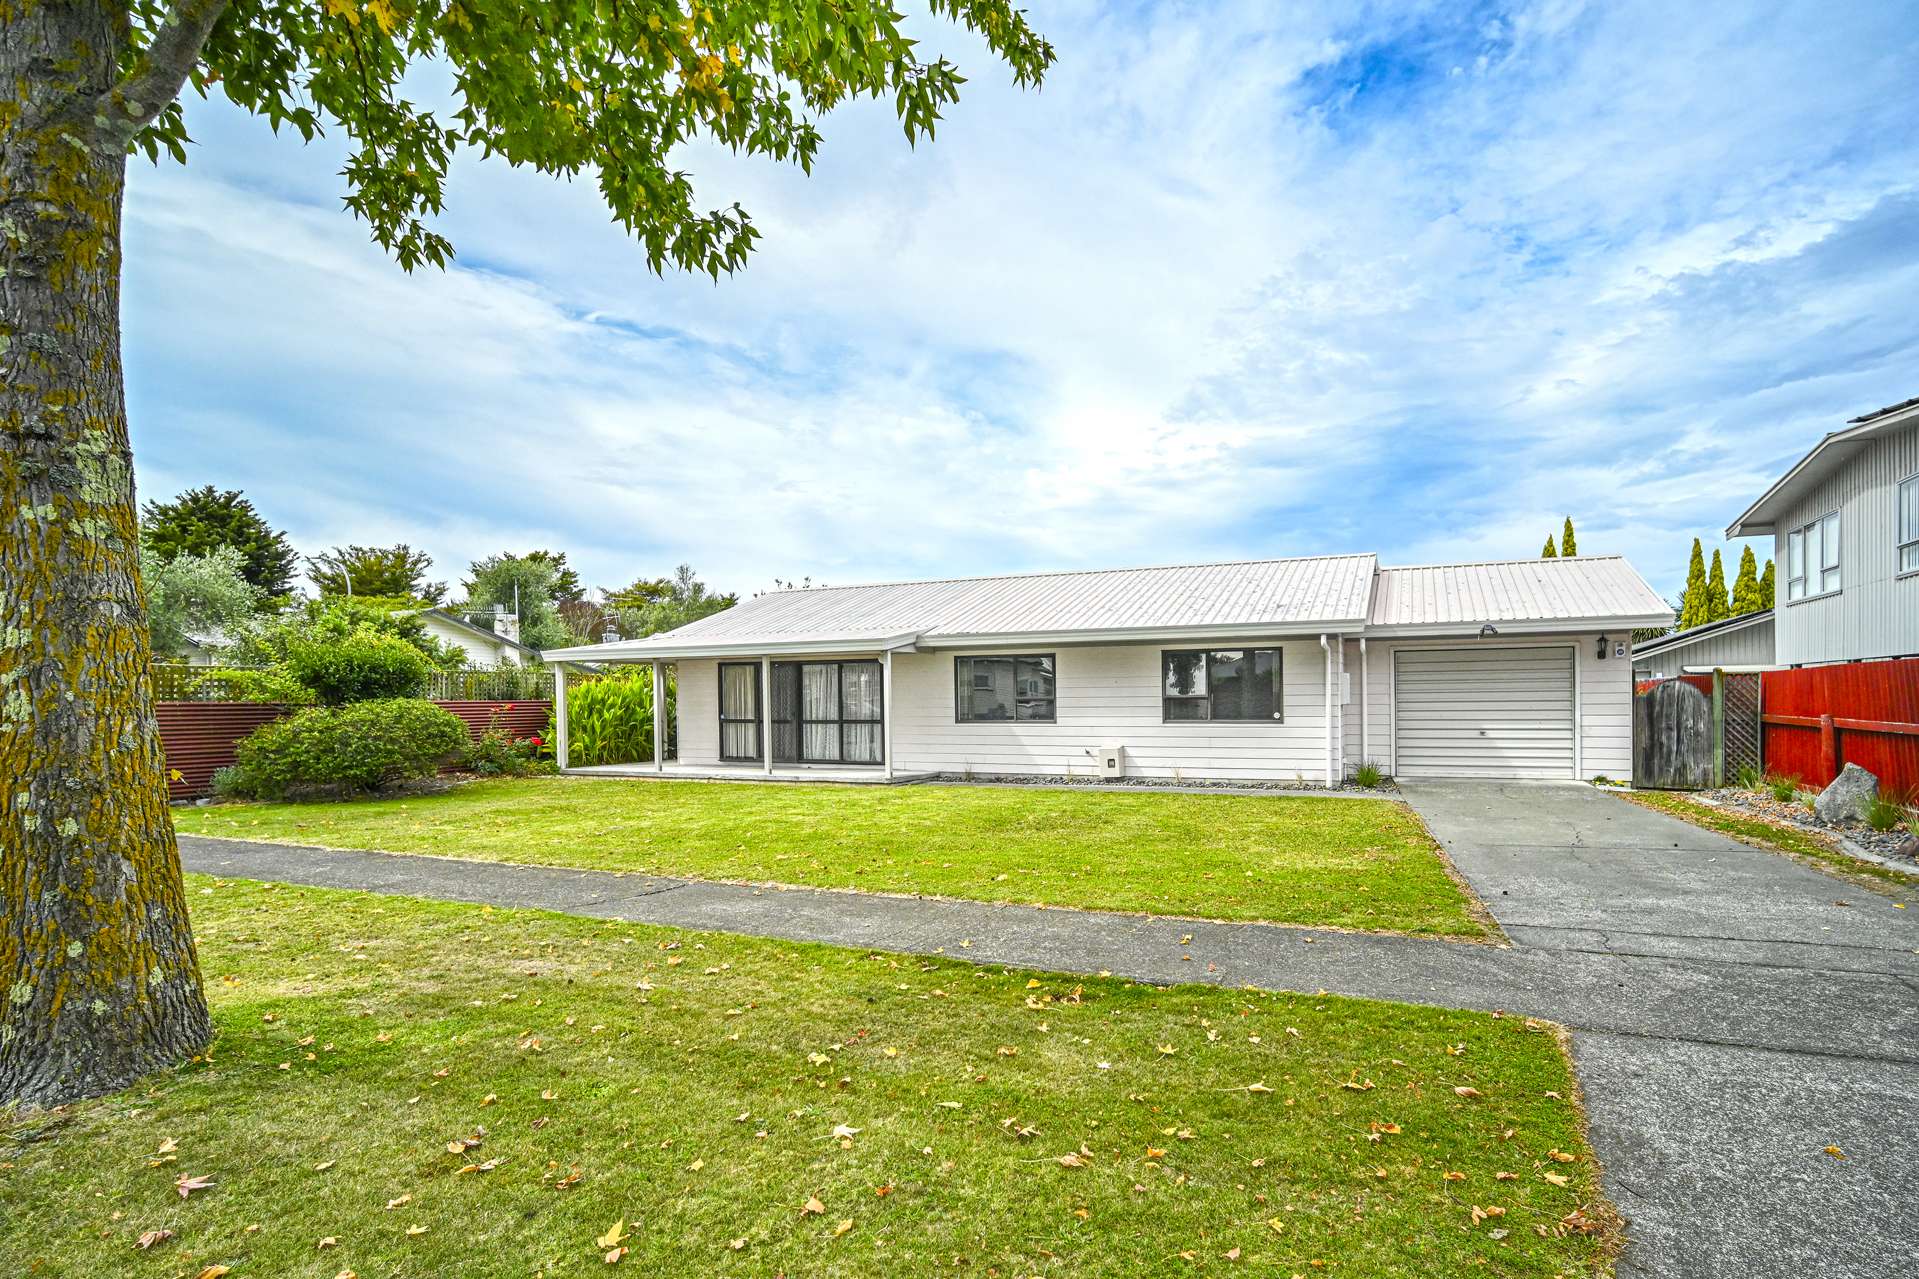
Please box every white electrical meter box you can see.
[1098,744,1126,778]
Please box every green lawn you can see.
[173,779,1488,937]
[0,878,1613,1278]
[1620,791,1918,896]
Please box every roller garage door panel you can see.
[1393,646,1575,779]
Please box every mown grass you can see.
[0,878,1611,1278]
[1620,791,1918,895]
[174,779,1488,937]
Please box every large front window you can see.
[954,655,1056,721]
[718,663,761,761]
[1162,649,1283,721]
[1786,512,1840,600]
[771,660,883,764]
[1899,475,1919,573]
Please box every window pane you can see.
[1016,656,1055,699]
[1821,514,1841,569]
[842,662,881,721]
[802,664,838,720]
[1208,650,1248,719]
[722,722,758,759]
[720,665,757,718]
[1246,649,1282,719]
[957,657,1014,720]
[1902,478,1919,542]
[843,722,882,763]
[1787,530,1803,578]
[1163,651,1206,697]
[803,723,840,761]
[1164,697,1209,721]
[1904,543,1919,572]
[1015,698,1055,721]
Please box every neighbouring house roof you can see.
[1367,556,1671,632]
[543,552,1672,663]
[1726,396,1919,537]
[1630,609,1773,659]
[418,607,542,658]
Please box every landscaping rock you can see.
[1894,835,1919,865]
[1813,763,1879,826]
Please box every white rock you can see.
[1813,763,1879,825]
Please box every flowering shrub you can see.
[465,709,553,777]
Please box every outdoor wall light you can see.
[1597,634,1610,659]
[1478,624,1499,638]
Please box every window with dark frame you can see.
[772,660,884,764]
[717,662,762,761]
[1161,649,1283,722]
[954,655,1056,722]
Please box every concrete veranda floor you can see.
[178,780,1919,1278]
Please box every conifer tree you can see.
[1759,560,1776,610]
[1706,549,1730,622]
[1560,517,1577,557]
[1679,539,1709,630]
[1730,546,1763,615]
[1541,535,1557,558]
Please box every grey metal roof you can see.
[546,555,1379,660]
[545,550,1674,662]
[1368,556,1672,629]
[1631,608,1772,658]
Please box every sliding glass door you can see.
[771,660,883,764]
[717,663,761,761]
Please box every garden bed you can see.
[1694,787,1917,866]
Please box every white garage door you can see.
[1393,646,1575,779]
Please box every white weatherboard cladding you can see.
[1392,646,1576,779]
[1631,616,1775,679]
[1771,422,1919,665]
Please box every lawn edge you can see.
[175,829,1497,942]
[1548,1020,1629,1275]
[1613,792,1917,897]
[1394,803,1511,946]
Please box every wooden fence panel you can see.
[1760,657,1919,793]
[159,699,553,800]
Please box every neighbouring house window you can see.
[718,663,762,761]
[1786,512,1841,600]
[1162,649,1283,721]
[954,655,1057,722]
[1899,475,1919,573]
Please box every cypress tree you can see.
[1541,535,1557,558]
[1759,560,1776,610]
[1706,549,1730,622]
[1560,517,1577,557]
[1730,546,1762,615]
[1679,539,1708,630]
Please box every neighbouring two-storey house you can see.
[1726,396,1919,667]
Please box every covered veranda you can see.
[543,632,930,784]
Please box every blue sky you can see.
[123,0,1919,603]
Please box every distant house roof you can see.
[1367,556,1670,631]
[543,552,1671,662]
[1631,609,1773,659]
[1727,396,1919,537]
[419,607,542,658]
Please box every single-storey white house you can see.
[1631,610,1775,681]
[544,553,1670,786]
[416,607,541,667]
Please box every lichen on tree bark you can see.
[1,0,214,1109]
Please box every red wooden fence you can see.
[159,699,552,801]
[1760,657,1919,794]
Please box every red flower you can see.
[528,736,543,746]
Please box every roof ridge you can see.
[753,552,1379,597]
[1379,554,1624,571]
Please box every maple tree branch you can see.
[95,0,234,147]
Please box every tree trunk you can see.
[1,3,212,1109]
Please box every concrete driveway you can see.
[1398,781,1919,1279]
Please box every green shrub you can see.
[1353,761,1384,788]
[195,666,316,705]
[1767,774,1800,803]
[1734,763,1764,790]
[1863,791,1911,833]
[562,668,668,766]
[228,698,469,797]
[283,628,431,704]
